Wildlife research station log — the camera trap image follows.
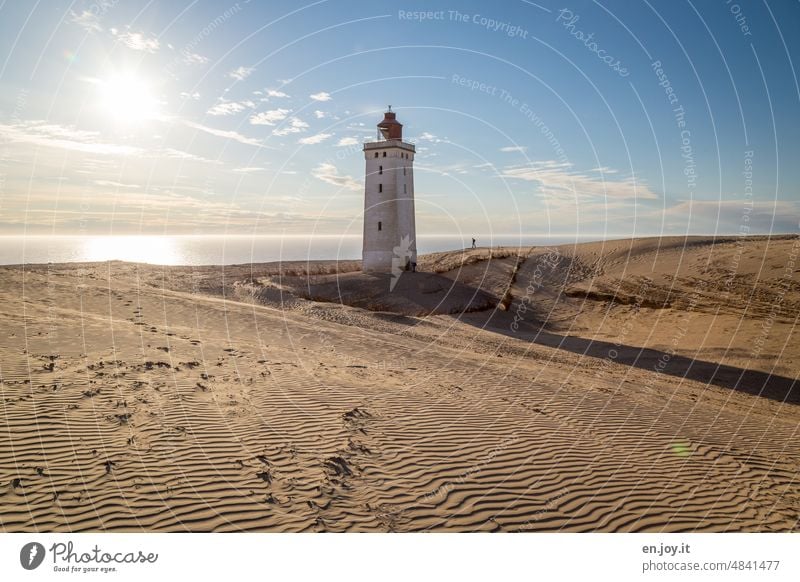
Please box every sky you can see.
[0,0,798,238]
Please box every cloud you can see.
[337,137,359,146]
[228,66,254,81]
[182,120,263,147]
[661,199,800,232]
[502,161,658,200]
[314,110,327,119]
[249,108,290,125]
[312,162,360,191]
[0,120,219,162]
[272,117,308,136]
[155,148,217,163]
[298,132,333,145]
[114,30,160,53]
[93,180,140,189]
[180,91,201,100]
[0,120,142,156]
[70,10,102,32]
[207,100,254,116]
[232,167,267,173]
[266,89,289,98]
[309,92,332,102]
[500,146,527,153]
[417,132,441,143]
[183,52,208,65]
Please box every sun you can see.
[98,72,158,124]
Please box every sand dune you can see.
[0,235,798,531]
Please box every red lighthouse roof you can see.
[377,107,402,140]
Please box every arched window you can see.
[374,152,378,158]
[378,183,382,193]
[382,151,386,157]
[378,221,382,231]
[379,165,383,175]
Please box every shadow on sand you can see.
[471,312,799,406]
[304,271,496,316]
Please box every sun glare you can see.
[83,236,181,265]
[98,72,158,124]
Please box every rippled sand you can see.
[1,236,798,531]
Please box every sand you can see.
[0,235,798,532]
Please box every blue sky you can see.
[0,0,798,237]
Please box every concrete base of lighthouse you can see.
[362,251,396,273]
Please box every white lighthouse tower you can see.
[362,107,417,273]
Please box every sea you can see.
[0,234,606,266]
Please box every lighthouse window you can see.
[403,167,406,175]
[404,184,407,194]
[378,183,382,192]
[382,151,386,157]
[378,221,382,231]
[374,152,378,158]
[379,165,383,175]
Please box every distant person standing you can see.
[471,237,476,249]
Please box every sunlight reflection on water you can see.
[82,236,184,265]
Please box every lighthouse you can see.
[362,107,417,273]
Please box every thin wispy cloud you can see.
[502,161,658,200]
[154,148,218,163]
[182,120,263,147]
[266,89,289,98]
[500,146,527,153]
[314,110,327,119]
[309,92,332,102]
[183,52,208,65]
[113,29,160,53]
[662,200,800,232]
[0,120,220,164]
[299,132,333,145]
[0,120,142,156]
[336,137,359,146]
[228,66,255,81]
[312,162,360,191]
[94,180,141,189]
[70,10,102,32]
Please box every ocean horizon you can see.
[0,234,619,266]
